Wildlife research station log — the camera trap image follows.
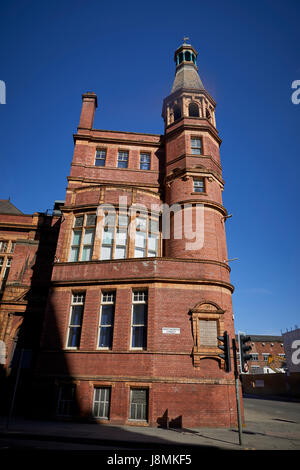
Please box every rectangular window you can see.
[117,150,129,168]
[129,388,148,421]
[67,293,85,348]
[69,214,96,262]
[95,149,106,167]
[10,242,16,253]
[250,353,259,362]
[0,257,4,291]
[131,291,147,349]
[2,258,11,281]
[193,178,205,193]
[57,384,76,417]
[100,211,128,261]
[0,241,8,253]
[263,354,270,362]
[199,320,218,346]
[93,387,111,419]
[134,215,159,258]
[140,153,151,170]
[191,137,202,155]
[98,292,115,348]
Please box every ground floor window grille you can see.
[57,384,76,417]
[129,388,148,421]
[93,387,110,419]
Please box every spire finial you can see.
[183,36,189,44]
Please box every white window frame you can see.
[97,292,115,349]
[95,149,106,167]
[66,293,85,349]
[140,152,151,170]
[191,137,202,155]
[130,291,148,350]
[129,388,148,421]
[193,177,205,193]
[93,387,111,419]
[69,214,96,262]
[117,150,129,168]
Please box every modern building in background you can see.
[283,328,300,373]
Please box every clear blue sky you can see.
[1,0,299,336]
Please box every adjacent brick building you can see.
[0,199,61,412]
[241,335,286,374]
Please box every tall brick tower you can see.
[34,41,238,427]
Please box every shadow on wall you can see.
[1,214,61,418]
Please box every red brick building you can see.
[0,199,61,413]
[246,335,286,374]
[32,40,238,427]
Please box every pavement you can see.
[0,397,299,453]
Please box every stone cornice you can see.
[51,270,234,292]
[165,118,222,144]
[67,176,160,190]
[74,131,163,148]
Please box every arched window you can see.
[173,105,181,121]
[178,52,183,64]
[184,51,191,61]
[189,102,199,117]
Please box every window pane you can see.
[194,179,204,192]
[101,305,114,325]
[116,229,127,246]
[101,246,112,260]
[148,235,158,252]
[136,217,147,230]
[69,247,79,262]
[118,213,128,226]
[70,305,83,325]
[83,228,95,245]
[149,219,159,233]
[67,327,81,347]
[95,159,105,167]
[104,213,116,226]
[95,150,106,166]
[130,389,147,420]
[93,388,110,418]
[132,326,146,348]
[102,228,114,245]
[72,231,82,245]
[135,231,146,248]
[86,214,97,226]
[74,216,84,227]
[81,246,92,261]
[140,153,150,170]
[134,248,145,258]
[115,246,126,259]
[117,160,128,168]
[118,151,128,168]
[133,304,146,325]
[99,327,113,348]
